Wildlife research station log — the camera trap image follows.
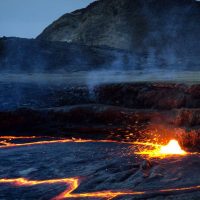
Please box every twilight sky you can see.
[0,0,95,38]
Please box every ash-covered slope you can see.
[38,0,200,53]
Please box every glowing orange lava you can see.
[0,177,200,199]
[0,136,37,139]
[0,177,143,200]
[0,137,199,199]
[134,139,187,158]
[0,136,190,158]
[160,140,186,155]
[0,137,121,149]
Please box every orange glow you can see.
[0,177,143,200]
[0,136,134,149]
[0,137,199,199]
[160,140,186,155]
[0,136,37,139]
[134,139,187,158]
[0,177,200,199]
[0,136,191,159]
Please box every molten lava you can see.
[135,139,187,158]
[0,136,123,149]
[0,177,200,199]
[160,140,186,155]
[0,136,199,199]
[0,177,144,199]
[0,136,189,159]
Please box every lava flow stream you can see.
[0,136,195,158]
[0,139,130,148]
[0,137,200,199]
[0,177,200,200]
[0,177,144,200]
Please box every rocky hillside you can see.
[38,0,200,53]
[1,0,200,71]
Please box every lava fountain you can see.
[160,140,186,155]
[135,139,187,158]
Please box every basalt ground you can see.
[0,137,200,200]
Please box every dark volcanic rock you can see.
[0,82,199,147]
[37,0,200,69]
[55,83,200,110]
[95,83,188,109]
[0,82,199,111]
[0,105,199,148]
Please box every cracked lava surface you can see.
[0,136,200,200]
